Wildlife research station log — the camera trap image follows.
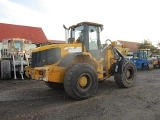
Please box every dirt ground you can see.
[0,69,160,120]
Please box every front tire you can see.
[64,63,98,100]
[114,59,137,88]
[1,60,11,80]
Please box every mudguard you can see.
[58,52,83,67]
[114,57,126,74]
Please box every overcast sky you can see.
[0,0,160,46]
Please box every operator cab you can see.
[133,52,148,59]
[8,38,33,52]
[65,22,104,59]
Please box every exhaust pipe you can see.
[63,24,69,43]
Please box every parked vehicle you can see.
[130,52,153,70]
[0,38,36,80]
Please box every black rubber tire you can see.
[114,60,137,88]
[142,63,153,71]
[142,63,148,71]
[1,60,11,80]
[45,81,64,90]
[63,63,98,100]
[141,63,146,71]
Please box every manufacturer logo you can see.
[64,47,82,53]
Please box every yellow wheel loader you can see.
[25,22,137,100]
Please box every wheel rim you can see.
[78,73,92,90]
[126,67,134,81]
[79,76,88,87]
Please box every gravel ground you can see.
[0,69,160,120]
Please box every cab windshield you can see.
[133,53,147,59]
[12,40,23,51]
[70,25,84,42]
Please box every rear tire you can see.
[64,63,98,100]
[45,81,63,90]
[114,60,137,88]
[1,60,11,80]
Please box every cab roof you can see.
[69,21,103,28]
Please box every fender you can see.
[58,52,97,68]
[114,57,126,74]
[58,52,83,67]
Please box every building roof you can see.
[0,23,48,43]
[117,40,139,52]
